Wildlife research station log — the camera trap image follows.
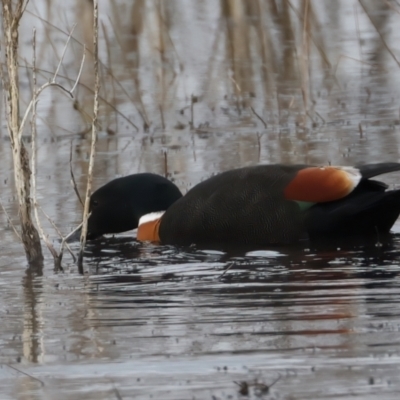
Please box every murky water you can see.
[2,1,400,399]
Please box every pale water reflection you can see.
[2,1,400,399]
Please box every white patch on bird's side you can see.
[139,211,165,226]
[336,166,362,189]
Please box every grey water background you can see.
[2,1,400,399]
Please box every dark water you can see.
[2,1,400,399]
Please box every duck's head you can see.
[86,173,182,240]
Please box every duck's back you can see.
[159,165,309,246]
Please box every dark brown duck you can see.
[86,163,400,247]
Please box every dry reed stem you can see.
[78,0,100,272]
[358,0,400,68]
[1,0,44,267]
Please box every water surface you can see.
[1,1,400,399]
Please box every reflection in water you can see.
[22,267,44,364]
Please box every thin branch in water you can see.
[69,140,84,207]
[219,262,235,279]
[53,23,77,81]
[314,110,326,124]
[5,364,45,387]
[0,199,22,240]
[38,206,75,264]
[250,106,267,128]
[30,28,62,270]
[64,221,83,243]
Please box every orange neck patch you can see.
[284,166,361,203]
[137,212,164,242]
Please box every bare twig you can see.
[250,106,267,128]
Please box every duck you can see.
[86,163,400,247]
[86,173,182,240]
